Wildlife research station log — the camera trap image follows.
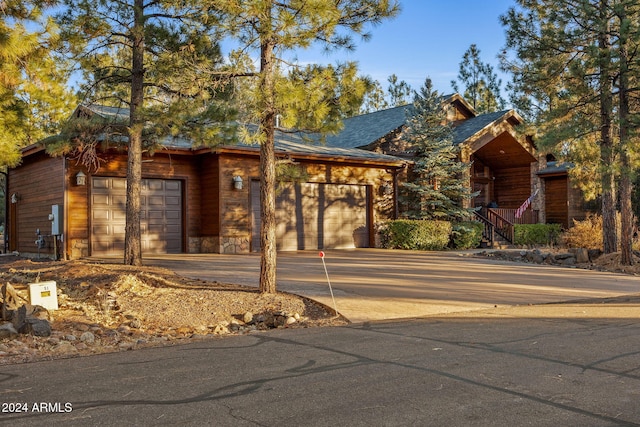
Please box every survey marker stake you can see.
[319,251,339,317]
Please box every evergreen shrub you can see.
[378,220,452,251]
[514,223,562,246]
[451,221,484,249]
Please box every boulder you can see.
[0,323,18,339]
[575,248,590,263]
[12,304,51,337]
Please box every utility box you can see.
[50,204,62,236]
[28,281,59,310]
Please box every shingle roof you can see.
[320,104,413,149]
[451,110,513,144]
[222,128,405,166]
[318,105,516,149]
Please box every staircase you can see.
[474,208,515,248]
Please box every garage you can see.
[251,180,370,251]
[91,177,183,255]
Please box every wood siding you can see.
[66,151,200,257]
[492,167,531,209]
[217,156,394,252]
[8,153,64,256]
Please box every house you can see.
[7,105,406,259]
[322,95,537,212]
[6,94,591,259]
[320,94,590,231]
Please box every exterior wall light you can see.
[233,175,243,190]
[75,171,87,186]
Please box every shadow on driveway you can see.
[140,249,640,323]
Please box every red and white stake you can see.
[319,251,338,317]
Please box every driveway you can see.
[142,249,640,323]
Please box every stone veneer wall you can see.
[199,236,250,254]
[71,239,89,258]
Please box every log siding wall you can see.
[8,153,64,257]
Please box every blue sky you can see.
[281,0,516,95]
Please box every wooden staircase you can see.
[474,207,540,248]
[475,209,513,248]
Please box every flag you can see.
[515,189,539,219]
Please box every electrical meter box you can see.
[29,281,58,310]
[50,204,62,236]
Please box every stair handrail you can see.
[474,211,495,246]
[485,208,514,243]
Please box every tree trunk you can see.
[598,2,617,254]
[258,14,277,294]
[617,6,634,265]
[124,0,144,266]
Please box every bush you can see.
[378,220,452,251]
[514,223,562,246]
[451,221,483,249]
[562,214,603,249]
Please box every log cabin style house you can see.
[6,95,589,259]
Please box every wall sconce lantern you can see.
[10,193,20,204]
[75,171,87,186]
[233,175,243,190]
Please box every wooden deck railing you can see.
[485,208,514,243]
[489,208,538,225]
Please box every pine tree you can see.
[401,78,476,221]
[0,0,75,167]
[56,0,235,266]
[359,78,389,114]
[213,0,400,293]
[451,44,505,114]
[387,74,412,106]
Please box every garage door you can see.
[251,181,370,251]
[91,177,182,255]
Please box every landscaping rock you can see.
[28,319,52,337]
[575,248,590,263]
[12,304,51,337]
[80,331,95,344]
[0,323,18,339]
[243,311,254,324]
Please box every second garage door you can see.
[91,177,182,255]
[251,181,370,251]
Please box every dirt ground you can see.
[0,256,346,365]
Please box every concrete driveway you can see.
[142,249,640,323]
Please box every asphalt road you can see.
[1,314,640,426]
[4,249,638,426]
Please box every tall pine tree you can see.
[57,0,235,266]
[213,0,400,293]
[1,0,75,167]
[451,44,505,114]
[401,78,476,221]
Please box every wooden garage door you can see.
[251,181,369,251]
[91,177,182,255]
